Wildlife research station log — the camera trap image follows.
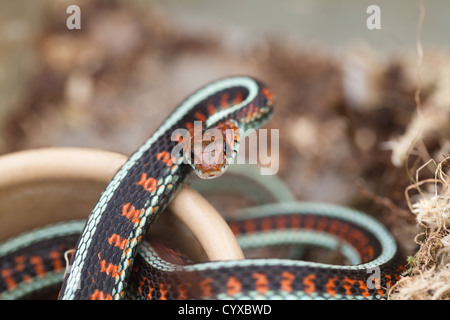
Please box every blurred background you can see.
[1,0,450,255]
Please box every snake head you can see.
[184,120,240,179]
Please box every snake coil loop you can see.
[0,77,403,300]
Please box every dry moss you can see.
[389,158,450,299]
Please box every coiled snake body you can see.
[0,76,403,300]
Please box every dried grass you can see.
[389,157,450,299]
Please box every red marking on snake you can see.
[280,272,295,293]
[138,279,145,296]
[362,245,375,261]
[234,91,243,104]
[262,87,274,103]
[316,217,327,231]
[226,276,242,296]
[14,256,26,272]
[261,217,272,231]
[22,275,32,283]
[395,266,404,281]
[244,220,257,234]
[156,151,175,167]
[252,272,269,295]
[99,260,121,278]
[337,223,350,239]
[159,283,169,300]
[220,93,230,109]
[147,283,154,299]
[276,216,287,230]
[325,276,338,297]
[1,269,16,289]
[290,215,301,229]
[121,203,143,224]
[303,274,316,294]
[246,103,254,122]
[304,216,315,229]
[90,289,112,300]
[385,274,393,288]
[108,234,128,250]
[185,122,194,130]
[342,277,357,296]
[137,173,157,193]
[49,250,64,271]
[251,106,260,119]
[177,284,188,300]
[328,219,340,235]
[377,288,385,297]
[29,256,45,276]
[194,111,206,122]
[200,278,213,297]
[358,280,370,298]
[350,229,368,245]
[207,101,216,115]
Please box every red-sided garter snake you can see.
[0,76,403,300]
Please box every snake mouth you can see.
[193,166,226,179]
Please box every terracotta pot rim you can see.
[0,147,243,262]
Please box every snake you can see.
[0,76,404,300]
